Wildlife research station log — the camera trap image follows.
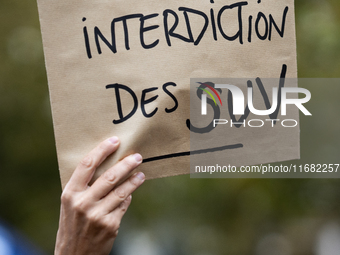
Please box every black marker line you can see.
[142,143,243,163]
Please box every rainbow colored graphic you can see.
[197,82,222,106]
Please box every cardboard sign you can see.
[37,0,298,187]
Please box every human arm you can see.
[54,136,145,255]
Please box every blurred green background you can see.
[0,0,339,254]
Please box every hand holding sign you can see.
[55,137,145,255]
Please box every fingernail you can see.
[135,172,145,181]
[133,153,142,163]
[109,136,119,145]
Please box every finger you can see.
[100,172,144,214]
[101,195,132,238]
[115,194,132,217]
[66,137,120,191]
[106,194,132,225]
[87,154,143,200]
